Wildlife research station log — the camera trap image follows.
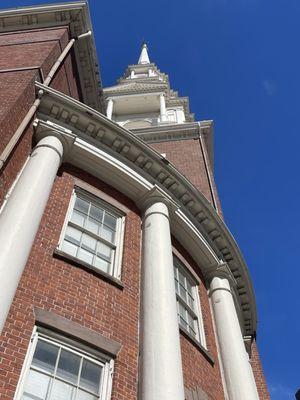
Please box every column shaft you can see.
[160,94,167,122]
[140,200,185,400]
[106,99,114,120]
[210,276,259,400]
[0,135,63,333]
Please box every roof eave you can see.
[0,1,104,113]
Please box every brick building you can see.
[0,2,269,400]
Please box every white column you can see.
[140,194,185,400]
[159,93,167,122]
[0,135,63,333]
[210,274,259,400]
[106,99,114,120]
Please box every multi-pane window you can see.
[19,333,113,400]
[173,255,206,346]
[60,190,124,278]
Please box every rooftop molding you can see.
[35,81,257,337]
[0,1,104,113]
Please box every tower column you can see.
[106,98,114,120]
[209,273,259,400]
[140,191,185,400]
[0,134,63,334]
[159,93,167,122]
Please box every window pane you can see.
[80,359,102,394]
[90,205,103,223]
[57,349,80,384]
[104,213,117,230]
[71,210,86,228]
[174,279,179,294]
[85,218,100,235]
[187,293,194,309]
[65,226,82,246]
[49,379,76,400]
[187,278,193,293]
[101,225,115,243]
[97,242,112,261]
[94,257,110,273]
[178,270,185,288]
[62,240,78,257]
[178,302,186,319]
[22,369,51,400]
[81,234,97,253]
[187,312,195,331]
[179,284,187,302]
[77,248,94,265]
[74,198,89,215]
[77,390,98,400]
[32,340,59,373]
[179,316,188,330]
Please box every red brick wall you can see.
[0,27,81,206]
[0,165,141,400]
[251,340,270,400]
[149,138,223,217]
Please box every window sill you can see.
[179,326,214,366]
[53,248,124,290]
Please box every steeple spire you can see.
[138,42,150,64]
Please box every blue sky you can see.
[2,0,300,398]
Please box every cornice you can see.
[0,1,103,113]
[132,121,200,141]
[104,82,168,96]
[34,82,257,337]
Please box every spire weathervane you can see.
[138,41,150,65]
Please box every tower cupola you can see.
[103,44,194,129]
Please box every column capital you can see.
[205,262,237,290]
[34,119,76,161]
[137,185,178,213]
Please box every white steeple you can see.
[138,42,150,64]
[103,43,195,129]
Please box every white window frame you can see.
[173,255,207,348]
[166,109,177,123]
[58,188,125,280]
[14,327,114,400]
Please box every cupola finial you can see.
[138,41,150,64]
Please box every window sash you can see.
[24,336,104,399]
[173,256,206,346]
[59,189,124,279]
[16,330,114,400]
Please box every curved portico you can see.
[0,82,260,400]
[35,81,257,337]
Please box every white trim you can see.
[14,327,38,400]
